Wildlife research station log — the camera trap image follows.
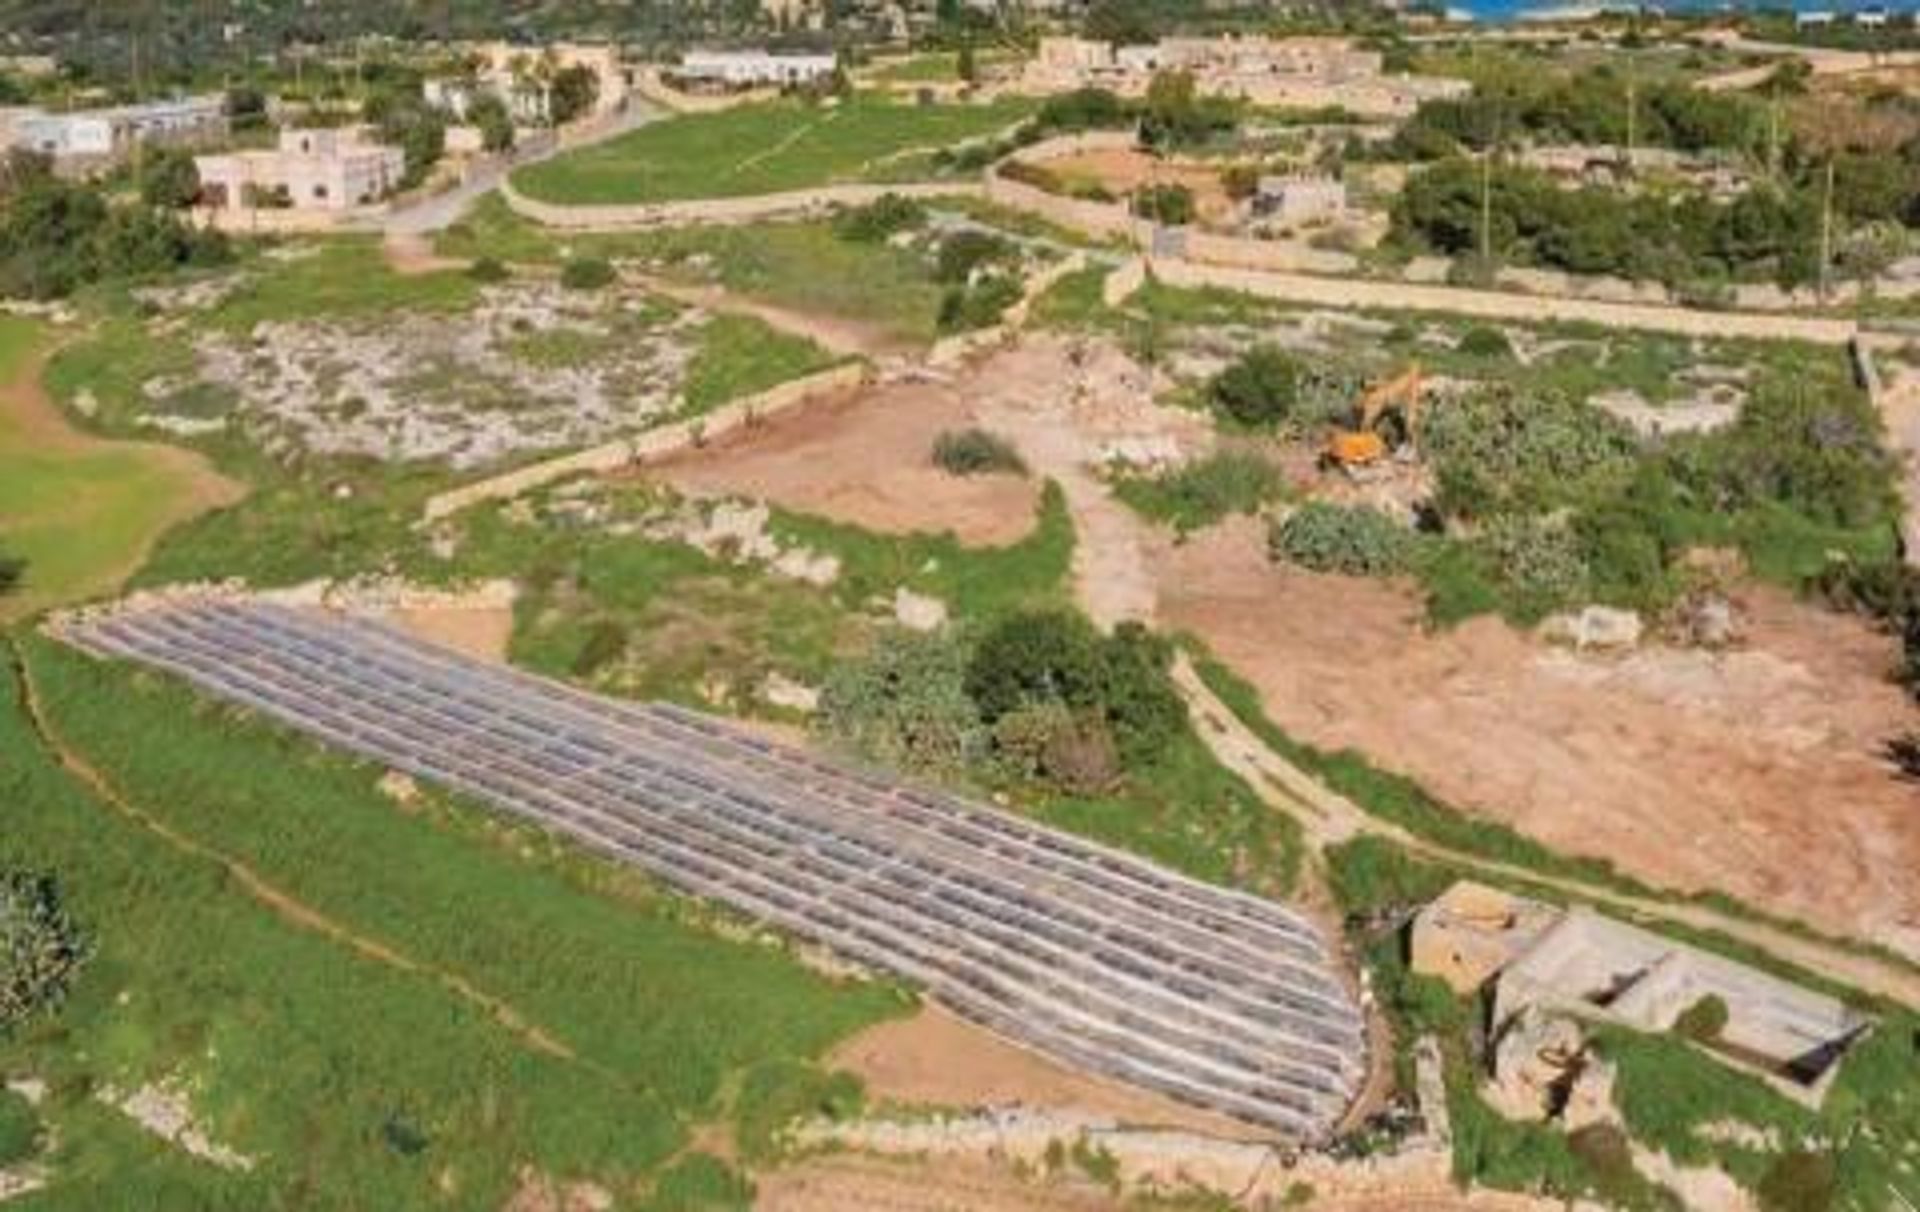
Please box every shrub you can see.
[820,629,986,776]
[1269,502,1413,576]
[991,702,1121,794]
[1422,385,1637,517]
[1034,87,1133,133]
[0,547,20,595]
[0,869,89,1034]
[1113,449,1283,533]
[571,619,628,677]
[559,256,615,291]
[1457,325,1512,358]
[0,1091,37,1167]
[1474,513,1589,615]
[1209,346,1303,429]
[1673,994,1730,1042]
[936,273,1022,333]
[1131,183,1194,225]
[467,255,509,283]
[932,428,1025,476]
[934,230,1014,284]
[965,612,1184,770]
[832,193,926,243]
[1757,1149,1835,1212]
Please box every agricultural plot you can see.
[1,638,901,1208]
[511,95,1033,205]
[64,599,1366,1140]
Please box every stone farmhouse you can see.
[195,128,405,213]
[1,94,227,175]
[1412,882,1872,1108]
[1022,35,1468,119]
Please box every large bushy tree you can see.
[0,870,89,1035]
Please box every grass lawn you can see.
[441,197,957,345]
[0,317,240,623]
[0,635,904,1208]
[511,95,1032,205]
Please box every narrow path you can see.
[622,269,909,360]
[1172,654,1920,1009]
[5,635,589,1065]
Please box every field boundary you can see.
[422,360,872,521]
[500,175,982,231]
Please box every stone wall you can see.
[501,176,983,231]
[1147,256,1858,345]
[421,360,872,521]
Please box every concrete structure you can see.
[1253,175,1347,227]
[1021,35,1467,119]
[5,95,226,174]
[427,42,628,127]
[674,49,839,89]
[1412,882,1872,1108]
[195,128,404,212]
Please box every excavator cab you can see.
[1326,364,1422,471]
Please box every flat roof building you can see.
[6,95,227,174]
[195,127,405,213]
[676,49,839,88]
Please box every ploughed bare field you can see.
[828,1005,1258,1138]
[1156,516,1920,961]
[655,371,1044,547]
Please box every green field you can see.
[0,635,903,1208]
[0,318,238,623]
[511,95,1032,205]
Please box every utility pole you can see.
[1479,147,1492,263]
[1624,68,1637,170]
[1819,156,1836,301]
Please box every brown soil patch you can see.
[1154,515,1920,960]
[755,1153,1118,1212]
[654,374,1042,548]
[382,233,469,277]
[384,604,515,664]
[828,1004,1259,1139]
[1042,148,1237,226]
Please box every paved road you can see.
[372,102,663,237]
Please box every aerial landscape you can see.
[5,0,1920,1209]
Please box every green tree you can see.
[1139,69,1233,150]
[1130,182,1193,225]
[821,629,986,775]
[957,41,977,85]
[468,92,515,153]
[138,148,200,209]
[549,63,599,125]
[0,870,90,1035]
[1209,346,1302,429]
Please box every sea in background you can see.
[1453,0,1920,21]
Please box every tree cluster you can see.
[0,151,228,300]
[1382,65,1768,159]
[822,612,1188,797]
[1391,157,1835,290]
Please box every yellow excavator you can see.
[1326,364,1423,470]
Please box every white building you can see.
[195,127,405,212]
[6,95,227,173]
[675,49,839,88]
[1254,175,1347,226]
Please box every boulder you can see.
[1539,606,1643,652]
